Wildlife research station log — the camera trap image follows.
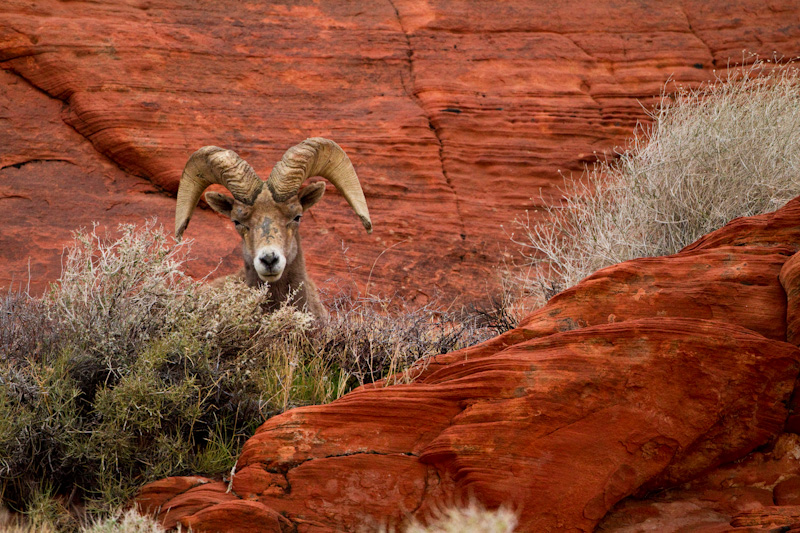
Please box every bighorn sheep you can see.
[174,137,372,319]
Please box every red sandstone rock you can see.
[5,0,800,530]
[781,251,800,346]
[598,434,800,532]
[182,500,292,533]
[416,196,800,374]
[731,506,800,528]
[774,477,800,507]
[137,318,800,532]
[517,245,792,340]
[0,68,241,294]
[136,476,213,516]
[782,253,800,434]
[684,198,800,254]
[2,0,800,301]
[156,481,237,531]
[136,200,800,532]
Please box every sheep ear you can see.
[205,191,235,217]
[299,182,325,212]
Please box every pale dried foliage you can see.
[317,293,491,387]
[0,506,169,533]
[0,504,55,533]
[366,501,518,533]
[1,221,498,529]
[81,509,166,533]
[53,221,195,356]
[509,62,800,304]
[405,502,518,533]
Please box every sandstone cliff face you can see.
[137,198,800,531]
[2,0,800,301]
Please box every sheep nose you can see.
[259,251,280,269]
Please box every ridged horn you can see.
[266,138,372,233]
[175,146,264,240]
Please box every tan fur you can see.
[176,139,371,320]
[205,182,328,319]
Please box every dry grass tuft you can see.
[509,62,800,304]
[81,508,166,533]
[405,501,518,533]
[0,221,500,529]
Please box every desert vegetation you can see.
[2,61,800,532]
[509,62,800,304]
[0,220,495,530]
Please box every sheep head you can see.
[175,137,372,285]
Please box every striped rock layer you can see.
[138,198,800,531]
[1,0,800,302]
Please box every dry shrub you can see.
[0,221,500,528]
[0,222,316,524]
[510,61,800,304]
[51,221,196,364]
[316,292,492,387]
[405,501,517,533]
[366,500,518,533]
[0,505,168,533]
[81,508,166,533]
[0,291,58,360]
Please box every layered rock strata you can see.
[137,198,800,531]
[2,0,800,300]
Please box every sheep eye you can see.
[233,220,248,231]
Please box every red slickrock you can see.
[683,198,800,254]
[597,434,800,532]
[182,501,293,533]
[782,251,800,346]
[137,198,800,531]
[774,477,800,507]
[136,476,214,517]
[138,318,800,531]
[516,245,793,339]
[2,1,800,301]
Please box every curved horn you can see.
[175,146,264,240]
[266,138,372,233]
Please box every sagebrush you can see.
[405,501,517,533]
[0,221,495,529]
[510,62,800,303]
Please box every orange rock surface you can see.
[137,197,800,531]
[2,1,800,301]
[597,434,800,532]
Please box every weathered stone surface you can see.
[684,198,800,254]
[0,68,241,294]
[136,476,214,517]
[156,482,237,531]
[731,506,800,529]
[2,0,800,301]
[182,500,293,533]
[516,245,793,340]
[597,434,800,532]
[774,477,800,507]
[782,251,800,346]
[137,200,800,532]
[138,318,800,532]
[419,196,800,371]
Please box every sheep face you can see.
[174,138,371,317]
[205,182,325,283]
